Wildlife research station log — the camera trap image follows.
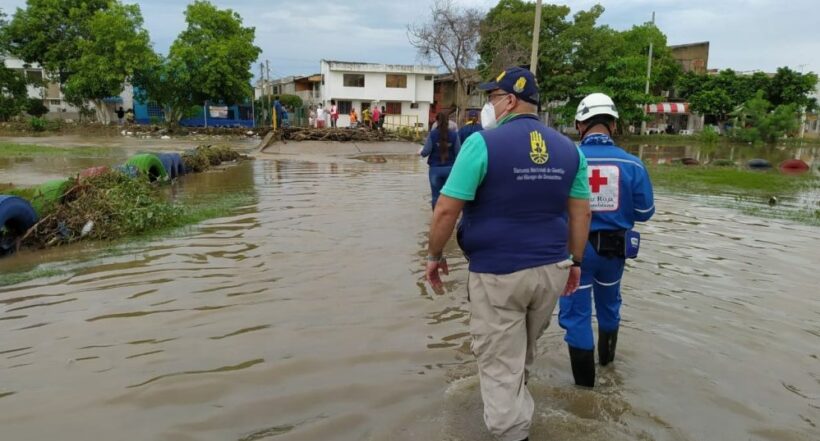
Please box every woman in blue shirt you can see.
[420,111,461,209]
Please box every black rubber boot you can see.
[568,346,595,387]
[598,328,619,366]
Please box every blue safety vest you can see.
[580,134,655,231]
[458,114,580,274]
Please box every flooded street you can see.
[1,145,818,440]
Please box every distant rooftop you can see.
[669,41,710,49]
[321,59,439,75]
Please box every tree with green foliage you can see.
[580,23,681,126]
[0,11,30,121]
[732,91,799,144]
[477,1,680,127]
[766,67,818,110]
[0,63,28,121]
[137,1,260,123]
[63,2,155,124]
[676,67,817,133]
[2,0,110,85]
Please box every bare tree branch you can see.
[407,0,482,114]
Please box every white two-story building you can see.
[319,60,437,128]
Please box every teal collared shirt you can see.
[441,114,591,201]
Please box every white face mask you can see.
[481,96,509,130]
[480,102,497,129]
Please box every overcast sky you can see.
[1,0,817,80]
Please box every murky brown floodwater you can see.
[1,149,818,441]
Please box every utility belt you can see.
[589,229,640,259]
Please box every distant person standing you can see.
[349,108,358,128]
[363,106,372,129]
[315,104,325,128]
[420,111,461,209]
[125,108,135,124]
[330,99,339,128]
[379,105,386,130]
[559,93,655,388]
[459,109,483,142]
[371,105,381,131]
[116,106,125,125]
[309,106,317,127]
[273,96,284,129]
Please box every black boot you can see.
[598,328,618,366]
[568,346,595,387]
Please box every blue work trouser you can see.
[428,165,452,209]
[559,241,625,350]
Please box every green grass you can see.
[649,164,819,226]
[0,142,115,158]
[620,134,820,148]
[648,165,817,198]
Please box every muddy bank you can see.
[0,121,269,138]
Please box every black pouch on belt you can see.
[589,230,626,258]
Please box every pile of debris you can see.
[19,171,181,248]
[280,127,424,143]
[2,145,247,254]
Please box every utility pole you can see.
[641,11,655,136]
[266,60,272,128]
[530,0,542,76]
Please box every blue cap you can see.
[478,66,540,105]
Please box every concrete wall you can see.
[670,42,710,74]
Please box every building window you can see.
[337,100,353,114]
[386,102,402,115]
[343,74,365,87]
[386,74,407,88]
[424,75,433,81]
[26,70,43,83]
[410,103,419,109]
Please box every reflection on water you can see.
[0,154,818,440]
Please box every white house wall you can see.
[319,60,436,129]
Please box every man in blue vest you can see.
[425,66,592,441]
[558,93,655,387]
[458,109,483,142]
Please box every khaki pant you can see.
[469,263,568,441]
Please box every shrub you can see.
[26,99,49,117]
[29,117,47,132]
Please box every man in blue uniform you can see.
[559,93,655,387]
[425,67,591,441]
[458,109,483,142]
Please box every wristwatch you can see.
[572,259,582,267]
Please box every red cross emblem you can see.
[589,168,608,193]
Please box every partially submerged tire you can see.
[31,178,71,215]
[125,154,168,182]
[779,159,809,175]
[0,195,38,256]
[157,153,184,179]
[747,158,772,170]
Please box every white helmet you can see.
[575,93,619,122]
